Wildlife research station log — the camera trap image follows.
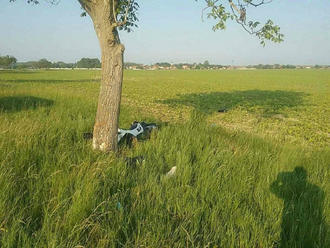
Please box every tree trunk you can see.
[93,42,124,152]
[92,23,124,152]
[78,0,125,152]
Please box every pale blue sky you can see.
[0,0,329,65]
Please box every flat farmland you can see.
[0,69,329,247]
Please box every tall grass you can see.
[0,69,329,247]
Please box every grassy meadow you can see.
[0,69,329,247]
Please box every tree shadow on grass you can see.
[160,90,307,116]
[270,167,327,248]
[0,96,54,113]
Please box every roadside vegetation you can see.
[0,69,329,247]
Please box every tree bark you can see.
[84,1,125,152]
[93,40,124,152]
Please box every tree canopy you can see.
[0,55,17,69]
[76,58,101,68]
[36,58,53,69]
[202,0,283,45]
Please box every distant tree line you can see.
[247,64,298,69]
[76,58,101,68]
[125,61,330,70]
[0,55,101,69]
[1,55,329,70]
[124,61,226,70]
[0,55,17,69]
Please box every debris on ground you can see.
[218,108,228,113]
[83,121,157,143]
[116,202,122,210]
[118,121,157,143]
[165,166,177,178]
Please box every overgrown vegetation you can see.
[0,69,329,247]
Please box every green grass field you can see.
[0,69,329,247]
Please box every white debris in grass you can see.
[166,166,177,177]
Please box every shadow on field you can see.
[0,96,54,113]
[0,79,99,84]
[161,90,307,116]
[270,167,327,248]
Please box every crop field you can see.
[0,69,329,247]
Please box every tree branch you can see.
[243,0,273,7]
[201,0,281,37]
[229,0,240,14]
[112,0,117,23]
[113,0,131,27]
